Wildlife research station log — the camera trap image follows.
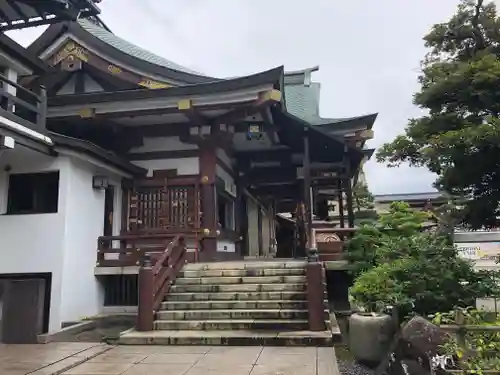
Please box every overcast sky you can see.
[8,0,472,195]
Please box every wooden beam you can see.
[177,99,208,125]
[213,89,282,124]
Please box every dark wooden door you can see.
[103,186,114,236]
[1,279,46,343]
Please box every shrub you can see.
[350,233,500,316]
[346,201,430,277]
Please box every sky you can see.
[8,0,473,195]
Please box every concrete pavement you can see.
[0,343,340,375]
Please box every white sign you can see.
[217,241,236,253]
[456,242,500,263]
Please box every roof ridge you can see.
[77,18,212,78]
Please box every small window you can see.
[217,193,235,230]
[7,172,59,214]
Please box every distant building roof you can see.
[374,192,445,203]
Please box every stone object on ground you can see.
[349,312,396,365]
[376,316,458,375]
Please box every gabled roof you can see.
[77,18,210,77]
[28,18,221,85]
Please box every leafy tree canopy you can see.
[352,182,375,212]
[377,0,500,229]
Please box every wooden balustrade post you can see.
[306,260,326,331]
[137,263,155,331]
[37,85,47,130]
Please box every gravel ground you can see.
[337,361,375,375]
[335,346,375,375]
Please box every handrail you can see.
[0,75,46,131]
[0,73,42,101]
[96,232,194,267]
[137,235,187,331]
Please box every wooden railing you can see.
[0,74,46,131]
[137,235,187,331]
[438,311,500,373]
[96,233,185,267]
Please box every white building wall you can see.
[0,153,70,332]
[130,136,198,153]
[59,158,118,323]
[129,136,199,176]
[132,157,199,176]
[0,149,125,331]
[216,148,232,167]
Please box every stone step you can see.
[175,275,306,285]
[153,319,310,331]
[166,291,307,301]
[160,299,307,310]
[156,309,310,321]
[170,283,306,294]
[118,329,339,346]
[183,260,307,271]
[180,268,305,278]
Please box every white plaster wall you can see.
[216,148,232,167]
[130,136,198,153]
[132,157,199,176]
[0,152,70,332]
[59,157,118,323]
[216,165,234,185]
[0,149,124,331]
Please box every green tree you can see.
[353,182,374,212]
[350,233,500,316]
[376,0,500,229]
[352,181,378,223]
[346,201,430,277]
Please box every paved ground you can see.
[62,345,339,375]
[0,343,340,375]
[0,342,108,375]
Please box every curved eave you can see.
[273,109,365,172]
[28,20,221,85]
[362,148,375,160]
[48,66,284,107]
[49,131,147,176]
[313,113,378,130]
[284,66,320,77]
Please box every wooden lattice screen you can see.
[126,176,200,233]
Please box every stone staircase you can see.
[119,260,339,346]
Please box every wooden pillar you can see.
[306,261,326,331]
[199,141,217,261]
[303,129,313,252]
[338,180,345,228]
[257,206,263,256]
[345,177,355,228]
[137,265,154,331]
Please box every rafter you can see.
[213,89,282,125]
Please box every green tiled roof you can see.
[78,18,208,76]
[283,82,320,122]
[283,74,377,130]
